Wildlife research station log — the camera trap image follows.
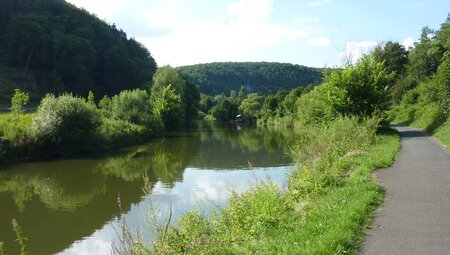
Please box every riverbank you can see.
[0,111,162,165]
[123,117,400,254]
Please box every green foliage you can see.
[98,95,112,115]
[111,89,151,125]
[152,66,187,100]
[238,93,264,120]
[408,26,447,81]
[151,66,200,126]
[185,81,201,121]
[0,0,157,97]
[434,118,450,148]
[11,89,29,114]
[281,86,306,116]
[87,90,95,106]
[151,84,184,130]
[323,56,393,117]
[177,62,324,95]
[389,75,418,104]
[97,118,152,146]
[12,219,28,255]
[0,113,32,144]
[31,93,101,155]
[388,15,449,149]
[372,41,408,77]
[146,117,400,254]
[210,97,239,121]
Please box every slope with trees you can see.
[386,15,449,147]
[0,0,157,103]
[177,62,325,95]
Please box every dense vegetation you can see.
[0,66,199,163]
[114,52,401,254]
[177,62,326,95]
[0,0,157,103]
[387,15,449,147]
[1,4,448,253]
[113,16,450,255]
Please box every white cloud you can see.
[402,37,415,49]
[137,0,308,66]
[307,37,331,46]
[227,0,272,23]
[66,0,127,20]
[338,41,377,65]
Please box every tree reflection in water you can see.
[0,122,294,255]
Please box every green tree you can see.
[263,95,278,114]
[111,89,151,125]
[239,93,264,120]
[372,41,408,77]
[324,56,393,117]
[184,81,200,121]
[87,91,95,106]
[211,98,239,121]
[151,66,187,126]
[408,26,446,81]
[282,86,305,116]
[11,89,30,114]
[151,84,184,130]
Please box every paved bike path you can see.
[360,125,450,255]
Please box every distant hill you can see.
[0,0,157,103]
[177,62,326,95]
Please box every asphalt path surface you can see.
[360,125,450,255]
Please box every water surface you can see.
[0,122,294,254]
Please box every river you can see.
[0,121,294,255]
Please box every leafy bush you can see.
[296,57,392,126]
[323,56,393,117]
[97,118,149,146]
[151,84,184,130]
[111,89,152,125]
[11,89,30,115]
[238,93,264,120]
[31,94,100,155]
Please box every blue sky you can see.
[66,0,449,67]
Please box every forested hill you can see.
[177,62,325,95]
[0,0,157,102]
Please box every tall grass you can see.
[120,116,399,254]
[0,113,32,144]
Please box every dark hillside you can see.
[0,0,157,103]
[177,62,325,95]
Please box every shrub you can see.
[324,56,393,117]
[31,94,100,155]
[111,89,152,125]
[151,84,185,130]
[97,118,148,146]
[296,57,393,126]
[11,89,30,115]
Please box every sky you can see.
[65,0,449,68]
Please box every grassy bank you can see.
[122,117,399,254]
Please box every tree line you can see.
[177,62,326,95]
